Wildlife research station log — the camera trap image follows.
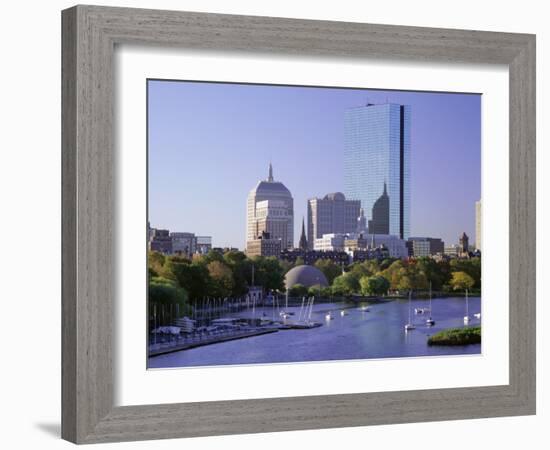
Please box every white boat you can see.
[404,291,415,331]
[359,305,370,312]
[426,282,435,326]
[340,310,349,316]
[474,313,481,319]
[463,288,470,324]
[414,307,425,314]
[325,312,333,320]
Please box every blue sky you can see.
[148,80,481,250]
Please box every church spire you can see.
[299,217,308,250]
[268,162,274,182]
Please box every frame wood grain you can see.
[62,5,536,444]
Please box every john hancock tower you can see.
[344,103,411,240]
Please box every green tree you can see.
[314,259,342,285]
[148,276,190,324]
[450,257,481,288]
[223,250,251,296]
[160,257,211,302]
[348,261,373,279]
[289,283,308,297]
[381,259,428,291]
[207,260,235,298]
[250,256,285,292]
[360,275,390,296]
[416,257,450,290]
[331,273,360,296]
[294,256,305,267]
[148,251,165,275]
[379,258,397,271]
[307,284,331,297]
[380,260,406,290]
[450,271,475,291]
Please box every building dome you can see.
[252,180,292,198]
[285,265,328,289]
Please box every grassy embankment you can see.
[427,326,481,346]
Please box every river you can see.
[148,296,481,368]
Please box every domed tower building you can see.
[368,182,390,235]
[246,164,294,251]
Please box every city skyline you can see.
[148,80,481,249]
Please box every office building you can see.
[313,233,347,252]
[245,231,283,257]
[247,164,294,252]
[407,237,445,257]
[344,103,411,239]
[170,232,196,256]
[307,192,360,249]
[149,229,172,254]
[196,236,212,255]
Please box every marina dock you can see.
[149,327,279,357]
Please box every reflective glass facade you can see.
[344,103,410,239]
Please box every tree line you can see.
[148,250,481,310]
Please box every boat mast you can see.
[408,290,412,324]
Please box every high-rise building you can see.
[246,164,294,251]
[307,192,360,249]
[344,103,411,239]
[459,232,469,253]
[475,200,482,251]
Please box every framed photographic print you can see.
[62,5,536,444]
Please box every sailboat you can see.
[404,291,415,331]
[426,282,435,326]
[279,289,294,319]
[463,288,471,324]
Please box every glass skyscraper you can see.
[343,103,411,239]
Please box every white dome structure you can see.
[285,265,328,289]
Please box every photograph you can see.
[146,79,482,369]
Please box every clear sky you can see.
[148,80,481,250]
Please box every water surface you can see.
[149,296,481,368]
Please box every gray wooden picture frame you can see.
[61,5,536,444]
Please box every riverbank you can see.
[427,326,481,346]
